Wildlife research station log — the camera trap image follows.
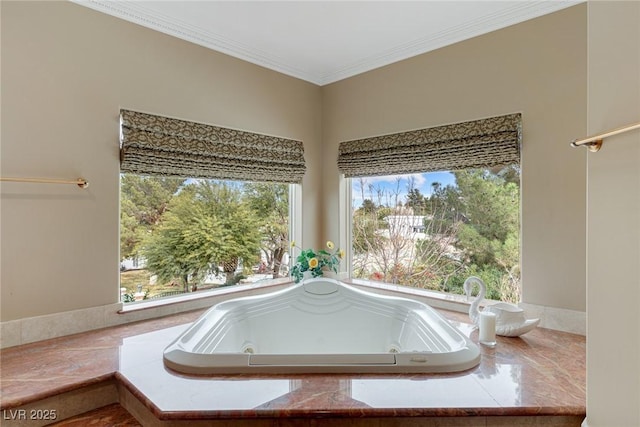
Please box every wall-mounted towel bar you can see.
[571,121,640,152]
[0,177,89,188]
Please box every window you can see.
[120,175,292,302]
[350,167,521,302]
[339,113,522,302]
[118,109,305,303]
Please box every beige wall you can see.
[0,1,322,321]
[1,1,590,322]
[585,2,640,425]
[322,5,588,311]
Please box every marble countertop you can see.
[1,306,585,420]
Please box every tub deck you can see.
[0,307,586,426]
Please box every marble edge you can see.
[3,366,587,420]
[153,406,586,420]
[115,370,585,421]
[115,372,163,418]
[0,374,116,410]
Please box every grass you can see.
[119,269,227,301]
[119,269,185,299]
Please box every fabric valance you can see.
[120,109,306,183]
[337,113,521,177]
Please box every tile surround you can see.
[519,303,586,335]
[0,306,585,425]
[0,281,290,349]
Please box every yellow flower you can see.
[326,241,335,250]
[290,241,296,248]
[338,249,345,259]
[308,257,319,269]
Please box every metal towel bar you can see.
[0,177,89,188]
[571,121,640,152]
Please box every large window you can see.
[119,175,291,302]
[339,113,522,303]
[118,109,304,304]
[350,166,520,302]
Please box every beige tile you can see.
[519,303,586,336]
[543,307,586,336]
[21,306,105,344]
[1,319,22,348]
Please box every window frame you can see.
[118,176,302,309]
[341,169,522,303]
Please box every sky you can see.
[351,171,456,208]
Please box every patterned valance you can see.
[337,113,521,177]
[120,109,306,183]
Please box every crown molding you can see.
[320,1,583,85]
[71,0,583,86]
[71,0,324,84]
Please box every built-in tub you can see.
[163,278,480,374]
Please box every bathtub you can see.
[163,278,480,374]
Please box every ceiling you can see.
[72,0,583,86]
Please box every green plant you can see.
[122,292,135,303]
[290,240,344,283]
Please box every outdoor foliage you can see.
[120,175,185,260]
[120,166,520,303]
[243,182,290,278]
[143,186,225,292]
[352,166,521,303]
[120,175,287,298]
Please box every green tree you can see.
[243,182,289,278]
[143,180,262,290]
[352,208,385,255]
[143,188,222,292]
[360,199,377,214]
[455,170,518,242]
[405,188,426,214]
[120,198,143,261]
[120,174,185,260]
[350,168,521,302]
[195,181,262,285]
[453,168,521,301]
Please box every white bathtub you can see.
[163,278,480,374]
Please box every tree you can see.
[243,182,289,278]
[405,188,426,214]
[452,168,521,301]
[455,169,519,253]
[360,199,377,214]
[350,168,521,302]
[120,174,185,260]
[352,207,385,255]
[195,181,262,284]
[143,187,223,292]
[143,180,262,290]
[120,198,143,261]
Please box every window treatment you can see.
[337,113,521,177]
[120,109,306,183]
